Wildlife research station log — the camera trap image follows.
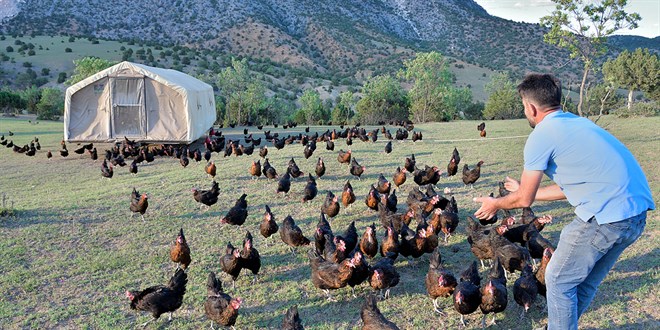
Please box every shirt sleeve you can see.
[524,131,553,171]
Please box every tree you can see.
[217,58,251,124]
[483,72,523,119]
[36,88,64,120]
[398,51,454,122]
[540,0,641,116]
[20,86,41,114]
[355,74,408,125]
[0,90,26,113]
[331,90,355,124]
[443,87,474,121]
[298,89,326,124]
[583,82,622,120]
[57,72,67,83]
[602,48,659,110]
[66,57,117,85]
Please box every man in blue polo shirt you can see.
[473,73,654,330]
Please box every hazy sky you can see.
[473,0,659,38]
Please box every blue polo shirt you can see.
[524,110,654,224]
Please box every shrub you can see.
[615,102,659,118]
[65,48,72,53]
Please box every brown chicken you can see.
[302,174,318,202]
[479,257,508,327]
[205,161,216,178]
[337,149,352,164]
[426,248,458,314]
[321,191,340,217]
[288,158,304,178]
[462,161,484,188]
[281,305,304,330]
[309,250,358,300]
[315,157,326,178]
[170,228,191,270]
[359,224,378,259]
[259,205,279,245]
[347,250,370,297]
[129,188,149,221]
[514,264,538,318]
[205,271,242,329]
[523,222,555,260]
[126,269,187,327]
[361,295,400,330]
[430,197,459,243]
[492,225,533,274]
[220,193,248,225]
[535,248,554,297]
[380,224,400,259]
[240,231,261,283]
[404,154,416,173]
[413,165,441,186]
[340,221,359,253]
[259,146,268,158]
[342,180,356,207]
[376,173,391,194]
[368,253,400,299]
[280,215,311,253]
[350,158,366,180]
[262,158,278,179]
[220,242,242,289]
[392,167,407,187]
[249,160,262,178]
[101,159,113,178]
[447,147,460,177]
[314,212,333,256]
[453,261,482,326]
[365,186,380,211]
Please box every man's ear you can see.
[528,102,538,116]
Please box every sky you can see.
[473,0,659,38]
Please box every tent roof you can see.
[66,61,211,96]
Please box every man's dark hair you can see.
[517,73,562,109]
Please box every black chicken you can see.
[479,257,508,327]
[221,193,248,225]
[126,269,187,327]
[453,261,482,326]
[302,174,318,202]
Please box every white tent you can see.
[64,61,216,143]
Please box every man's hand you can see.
[503,176,520,192]
[473,196,499,220]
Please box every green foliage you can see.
[399,51,454,122]
[615,101,659,118]
[355,74,408,125]
[331,90,355,124]
[57,72,67,84]
[482,72,523,119]
[36,88,63,120]
[216,58,266,124]
[298,89,327,124]
[540,0,641,116]
[443,87,474,121]
[603,48,659,109]
[66,57,117,86]
[0,90,26,112]
[64,47,72,53]
[583,83,622,116]
[19,86,41,114]
[40,68,49,76]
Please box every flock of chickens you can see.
[2,120,557,329]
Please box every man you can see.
[473,73,654,330]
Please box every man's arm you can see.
[473,169,545,220]
[504,175,566,201]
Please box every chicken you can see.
[477,122,485,131]
[314,213,333,256]
[280,215,311,252]
[263,158,278,179]
[46,150,52,159]
[404,154,416,173]
[259,205,279,245]
[309,250,358,300]
[240,231,261,283]
[413,165,441,186]
[514,264,538,319]
[129,188,148,221]
[447,147,460,177]
[376,173,391,194]
[326,139,335,151]
[125,269,187,327]
[384,141,392,154]
[505,214,553,245]
[303,141,315,159]
[350,158,366,180]
[426,248,458,314]
[347,250,370,297]
[315,157,326,178]
[259,146,268,158]
[101,159,113,178]
[180,154,190,167]
[249,159,262,178]
[365,186,380,212]
[129,159,138,175]
[430,197,459,243]
[302,174,318,202]
[340,221,359,253]
[170,228,191,271]
[392,167,407,187]
[205,271,242,329]
[220,193,248,225]
[361,295,400,330]
[462,161,484,188]
[204,161,216,178]
[88,147,98,160]
[492,225,533,275]
[324,235,348,263]
[321,191,340,218]
[220,242,242,288]
[337,149,351,164]
[359,224,378,259]
[380,224,400,259]
[368,253,400,299]
[453,261,482,326]
[385,190,398,213]
[281,305,304,330]
[479,257,508,327]
[288,158,304,178]
[277,169,292,196]
[480,129,487,138]
[535,248,554,297]
[523,222,555,260]
[192,181,220,209]
[399,223,436,261]
[341,180,356,208]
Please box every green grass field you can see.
[0,116,658,329]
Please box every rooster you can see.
[126,269,187,327]
[204,271,242,329]
[170,228,191,271]
[129,188,148,221]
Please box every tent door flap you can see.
[110,77,146,138]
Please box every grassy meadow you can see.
[0,116,658,329]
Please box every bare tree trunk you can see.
[563,81,572,110]
[594,87,612,124]
[627,89,634,111]
[577,63,590,117]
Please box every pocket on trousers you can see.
[589,221,628,254]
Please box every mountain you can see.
[1,0,656,88]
